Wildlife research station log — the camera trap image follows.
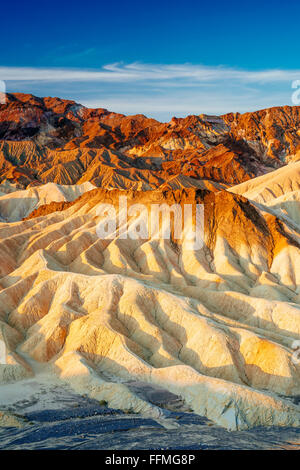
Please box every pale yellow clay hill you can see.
[0,177,300,430]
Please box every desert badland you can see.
[0,93,300,442]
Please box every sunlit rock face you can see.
[0,173,300,430]
[0,93,300,190]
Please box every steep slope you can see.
[225,107,300,163]
[0,186,300,430]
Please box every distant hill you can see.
[0,93,299,189]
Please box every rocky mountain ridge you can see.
[0,93,300,189]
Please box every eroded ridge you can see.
[0,185,300,430]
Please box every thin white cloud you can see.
[2,63,299,120]
[1,62,300,84]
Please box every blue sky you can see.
[1,0,300,120]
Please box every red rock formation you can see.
[0,93,300,188]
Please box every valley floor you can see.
[0,376,300,450]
